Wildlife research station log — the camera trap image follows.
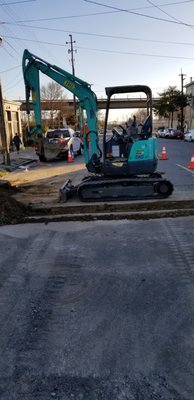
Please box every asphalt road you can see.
[0,217,194,399]
[157,138,194,194]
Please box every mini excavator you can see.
[22,49,173,202]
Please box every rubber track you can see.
[78,176,174,202]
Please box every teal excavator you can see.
[22,49,173,202]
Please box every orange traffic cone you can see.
[160,146,168,160]
[67,148,74,163]
[188,154,194,169]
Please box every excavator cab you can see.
[102,85,158,176]
[76,84,173,202]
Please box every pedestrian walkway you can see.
[0,147,38,172]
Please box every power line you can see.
[3,70,21,88]
[2,34,194,60]
[146,0,194,29]
[0,64,20,73]
[3,76,23,92]
[1,42,13,57]
[84,0,194,27]
[3,32,194,48]
[0,0,36,4]
[76,44,194,60]
[1,20,194,37]
[0,0,193,22]
[0,0,26,52]
[4,37,20,55]
[0,0,47,58]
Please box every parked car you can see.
[156,128,171,138]
[156,129,164,138]
[184,129,194,142]
[156,128,183,139]
[158,128,171,138]
[170,129,184,139]
[35,128,83,161]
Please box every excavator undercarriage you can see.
[60,173,174,203]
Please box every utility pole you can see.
[66,34,77,116]
[0,82,10,165]
[179,69,186,133]
[0,37,10,165]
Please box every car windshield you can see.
[47,130,70,139]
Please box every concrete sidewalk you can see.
[0,147,38,172]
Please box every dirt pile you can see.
[0,182,31,225]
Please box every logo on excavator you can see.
[136,150,144,155]
[64,80,75,89]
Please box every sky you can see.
[1,0,194,105]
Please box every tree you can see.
[153,86,188,128]
[41,81,68,128]
[134,109,148,124]
[66,111,77,127]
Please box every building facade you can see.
[0,99,22,148]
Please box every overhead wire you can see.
[146,0,194,29]
[0,0,36,4]
[0,0,26,38]
[0,1,25,57]
[1,19,194,37]
[3,32,194,48]
[84,0,194,27]
[1,2,193,52]
[4,37,20,55]
[1,0,193,97]
[0,0,45,57]
[1,42,14,57]
[3,70,21,88]
[3,77,23,92]
[1,28,194,61]
[9,0,53,57]
[76,44,194,60]
[0,64,20,73]
[0,0,193,22]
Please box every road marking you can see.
[176,163,194,175]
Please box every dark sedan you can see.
[170,129,184,139]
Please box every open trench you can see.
[1,180,194,225]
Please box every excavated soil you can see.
[1,178,194,226]
[0,185,32,225]
[1,160,194,225]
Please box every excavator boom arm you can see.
[22,49,99,163]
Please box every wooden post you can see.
[0,81,10,165]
